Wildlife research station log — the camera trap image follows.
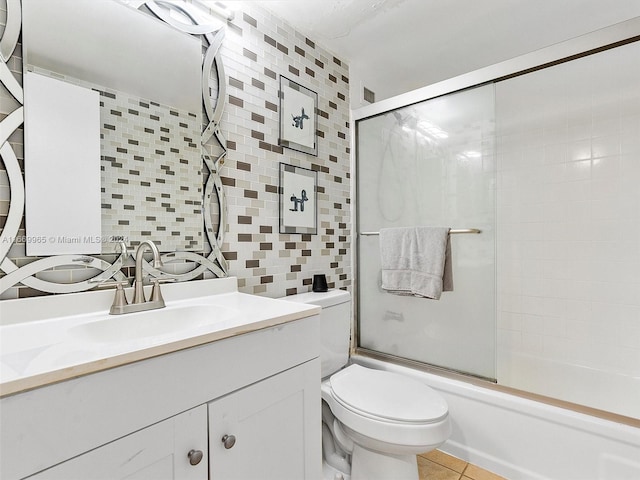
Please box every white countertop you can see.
[0,278,320,397]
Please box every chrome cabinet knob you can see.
[187,449,203,466]
[221,434,236,449]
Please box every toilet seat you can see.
[329,364,448,424]
[322,364,451,453]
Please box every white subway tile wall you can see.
[495,41,640,418]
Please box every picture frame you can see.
[279,163,317,235]
[278,76,318,156]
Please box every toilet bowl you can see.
[322,364,450,479]
[284,290,451,480]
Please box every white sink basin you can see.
[0,278,320,396]
[69,304,238,343]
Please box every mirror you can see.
[23,71,103,256]
[21,0,204,254]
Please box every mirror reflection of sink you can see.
[69,305,237,343]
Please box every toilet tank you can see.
[283,290,351,378]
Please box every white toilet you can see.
[285,289,451,480]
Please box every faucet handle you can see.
[108,282,131,314]
[88,279,130,313]
[155,277,177,284]
[89,279,130,288]
[149,277,176,305]
[110,282,129,310]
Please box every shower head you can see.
[392,110,416,128]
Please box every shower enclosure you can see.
[355,22,640,421]
[357,85,497,380]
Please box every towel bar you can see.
[359,228,481,236]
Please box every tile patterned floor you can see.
[418,450,507,480]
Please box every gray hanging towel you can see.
[379,226,453,299]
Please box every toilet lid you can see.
[330,365,448,423]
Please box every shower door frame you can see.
[351,17,640,425]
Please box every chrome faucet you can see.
[133,240,163,305]
[90,240,170,315]
[105,240,168,315]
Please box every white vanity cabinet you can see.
[23,361,321,480]
[209,360,320,480]
[27,406,208,480]
[1,311,321,480]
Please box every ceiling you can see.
[237,0,640,103]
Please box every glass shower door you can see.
[356,84,496,380]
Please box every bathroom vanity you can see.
[0,278,322,480]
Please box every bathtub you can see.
[353,355,640,480]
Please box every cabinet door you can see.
[27,406,207,480]
[209,359,321,480]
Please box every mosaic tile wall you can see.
[0,1,351,299]
[217,2,352,297]
[100,88,203,253]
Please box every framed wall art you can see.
[278,76,318,156]
[279,163,317,234]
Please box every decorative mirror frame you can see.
[0,0,229,295]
